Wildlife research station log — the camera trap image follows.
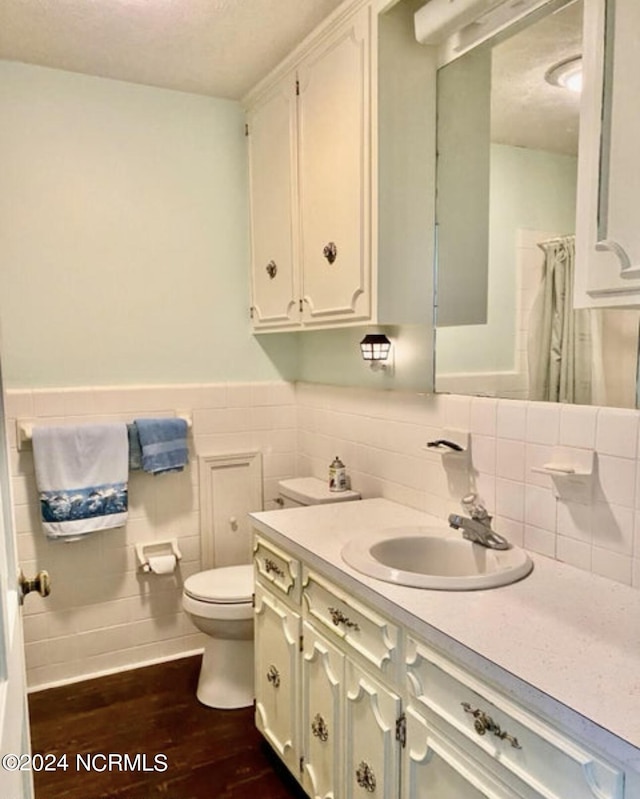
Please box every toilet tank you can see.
[277,477,360,508]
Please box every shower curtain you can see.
[528,235,605,405]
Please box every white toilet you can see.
[182,474,360,709]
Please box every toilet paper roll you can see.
[147,554,177,575]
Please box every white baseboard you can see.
[27,648,204,695]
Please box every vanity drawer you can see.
[302,568,400,681]
[253,535,301,604]
[405,636,623,799]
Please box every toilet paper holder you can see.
[135,539,183,573]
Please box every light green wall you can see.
[437,143,578,374]
[0,61,297,388]
[0,61,432,393]
[297,325,433,392]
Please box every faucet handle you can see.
[461,493,491,522]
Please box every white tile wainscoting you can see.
[295,383,640,588]
[6,380,640,689]
[5,382,297,689]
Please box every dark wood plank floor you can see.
[28,654,307,799]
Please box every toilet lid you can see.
[184,564,253,603]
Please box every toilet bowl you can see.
[184,473,361,709]
[182,564,254,709]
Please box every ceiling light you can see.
[545,55,582,93]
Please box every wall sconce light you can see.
[360,333,392,371]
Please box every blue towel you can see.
[134,418,189,475]
[127,423,143,471]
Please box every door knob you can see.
[18,569,51,603]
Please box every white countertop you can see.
[250,498,640,771]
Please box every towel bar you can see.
[16,414,193,451]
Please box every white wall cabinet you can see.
[253,531,632,799]
[246,76,299,328]
[575,0,640,308]
[246,4,373,331]
[245,0,436,333]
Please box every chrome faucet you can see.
[448,494,510,550]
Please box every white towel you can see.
[32,423,129,541]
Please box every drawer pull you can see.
[355,761,376,792]
[328,606,360,631]
[267,665,281,688]
[264,558,285,578]
[311,713,329,742]
[461,703,522,749]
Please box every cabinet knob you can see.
[266,664,281,688]
[461,702,522,749]
[355,761,376,792]
[323,242,338,264]
[265,260,278,279]
[311,713,329,742]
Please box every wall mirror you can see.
[431,0,640,408]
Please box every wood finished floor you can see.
[28,655,307,799]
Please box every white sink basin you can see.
[341,526,533,590]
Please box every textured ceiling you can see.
[491,1,583,155]
[0,0,582,152]
[0,0,345,99]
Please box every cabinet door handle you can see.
[461,702,522,749]
[323,241,338,264]
[311,713,329,742]
[265,260,278,279]
[328,606,360,631]
[355,761,376,792]
[267,664,281,688]
[264,558,284,578]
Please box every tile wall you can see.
[7,380,640,689]
[6,382,296,690]
[296,383,640,589]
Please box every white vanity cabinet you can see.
[575,0,640,308]
[405,636,624,799]
[402,704,521,799]
[301,568,403,798]
[254,583,301,776]
[253,537,303,775]
[246,2,373,331]
[254,532,406,797]
[300,623,344,797]
[253,529,634,799]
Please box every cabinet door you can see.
[254,584,301,774]
[297,5,373,325]
[575,0,640,307]
[402,706,522,799]
[247,76,299,328]
[301,622,344,799]
[344,660,402,798]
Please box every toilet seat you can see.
[183,565,254,621]
[184,564,253,604]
